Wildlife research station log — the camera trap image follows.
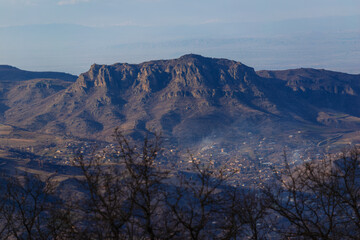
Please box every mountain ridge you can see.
[0,65,78,82]
[1,55,359,151]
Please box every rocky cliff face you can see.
[59,54,282,141]
[1,55,360,147]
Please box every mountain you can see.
[1,55,359,152]
[257,68,360,127]
[0,65,77,82]
[0,66,77,122]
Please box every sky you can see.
[0,0,359,75]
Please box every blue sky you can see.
[0,0,359,74]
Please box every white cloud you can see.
[57,0,89,6]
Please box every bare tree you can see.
[166,156,236,240]
[302,147,360,239]
[0,173,10,239]
[11,131,360,239]
[264,147,360,239]
[1,172,59,240]
[221,187,271,240]
[71,129,176,240]
[72,153,132,239]
[114,129,174,239]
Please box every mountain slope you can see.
[0,66,77,122]
[257,68,360,127]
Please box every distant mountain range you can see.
[0,55,359,151]
[0,65,77,82]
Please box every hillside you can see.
[0,66,77,122]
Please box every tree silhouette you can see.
[0,130,357,240]
[264,147,360,239]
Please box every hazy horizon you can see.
[0,0,359,75]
